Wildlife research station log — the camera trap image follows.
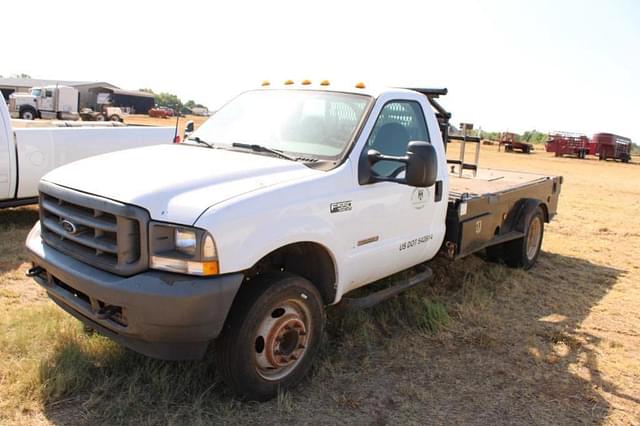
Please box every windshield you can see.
[187,90,371,159]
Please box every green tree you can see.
[11,73,31,79]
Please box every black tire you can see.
[502,207,545,269]
[95,114,105,121]
[215,272,325,401]
[485,207,544,269]
[109,114,121,122]
[20,107,37,120]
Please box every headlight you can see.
[149,223,219,276]
[175,228,197,256]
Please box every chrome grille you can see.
[39,181,149,276]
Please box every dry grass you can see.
[0,144,639,425]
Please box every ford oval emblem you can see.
[61,220,77,234]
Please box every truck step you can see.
[339,266,433,310]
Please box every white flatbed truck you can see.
[25,83,562,400]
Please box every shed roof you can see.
[0,78,118,89]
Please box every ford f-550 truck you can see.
[26,83,562,400]
[0,97,175,208]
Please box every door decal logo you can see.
[411,188,427,209]
[475,220,482,234]
[330,201,352,213]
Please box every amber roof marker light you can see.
[301,79,312,85]
[261,80,270,86]
[320,80,330,86]
[284,79,294,85]
[355,82,366,89]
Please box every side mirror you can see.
[405,141,437,187]
[184,120,195,139]
[358,141,437,187]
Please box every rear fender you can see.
[505,198,547,234]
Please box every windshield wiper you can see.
[187,136,214,149]
[231,142,297,161]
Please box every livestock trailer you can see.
[545,132,593,158]
[592,133,632,162]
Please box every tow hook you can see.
[26,266,45,277]
[445,241,457,259]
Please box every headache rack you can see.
[403,87,481,177]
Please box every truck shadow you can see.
[0,206,39,273]
[39,251,629,424]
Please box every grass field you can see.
[0,138,638,425]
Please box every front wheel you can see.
[215,272,325,401]
[20,108,36,120]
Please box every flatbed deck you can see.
[448,168,551,197]
[443,168,562,259]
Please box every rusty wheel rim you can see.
[254,299,311,381]
[526,216,542,261]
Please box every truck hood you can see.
[42,144,320,224]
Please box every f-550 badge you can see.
[330,201,352,213]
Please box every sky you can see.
[3,0,639,141]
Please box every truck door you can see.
[342,97,446,292]
[39,88,55,112]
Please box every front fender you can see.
[201,210,343,281]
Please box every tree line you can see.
[139,88,207,113]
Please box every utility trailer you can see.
[545,132,593,158]
[498,132,533,154]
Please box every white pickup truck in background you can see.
[0,97,175,208]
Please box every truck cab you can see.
[10,85,79,120]
[25,82,561,401]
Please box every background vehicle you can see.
[498,132,533,153]
[593,133,632,162]
[545,132,593,158]
[79,106,126,122]
[25,84,562,401]
[148,107,175,118]
[9,85,79,120]
[545,132,632,162]
[0,97,175,208]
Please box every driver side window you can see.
[367,101,429,177]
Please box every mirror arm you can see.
[373,154,408,164]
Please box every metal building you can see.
[0,78,154,113]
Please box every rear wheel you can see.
[486,207,545,269]
[109,114,121,122]
[215,272,325,401]
[95,114,105,121]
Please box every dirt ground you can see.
[0,141,638,425]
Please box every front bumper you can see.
[26,224,244,360]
